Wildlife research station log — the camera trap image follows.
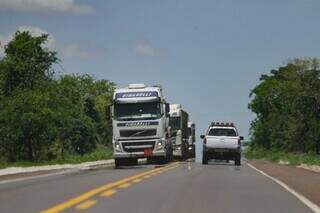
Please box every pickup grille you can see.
[120,129,157,137]
[122,141,155,153]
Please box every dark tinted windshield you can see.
[114,102,161,121]
[187,127,191,136]
[169,117,181,131]
[208,128,237,136]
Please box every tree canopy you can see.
[249,58,320,154]
[0,31,115,162]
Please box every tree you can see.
[249,58,320,154]
[0,31,57,96]
[0,31,116,163]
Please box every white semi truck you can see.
[187,122,196,158]
[169,104,189,159]
[111,84,173,167]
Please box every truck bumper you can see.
[113,150,166,159]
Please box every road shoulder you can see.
[248,159,320,212]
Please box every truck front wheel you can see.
[115,158,123,168]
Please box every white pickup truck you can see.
[200,122,243,165]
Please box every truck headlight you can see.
[114,141,122,152]
[156,140,164,150]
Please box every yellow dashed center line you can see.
[118,183,131,189]
[100,189,117,197]
[132,178,142,183]
[40,162,180,213]
[75,200,97,210]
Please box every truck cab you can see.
[112,84,173,167]
[201,122,243,165]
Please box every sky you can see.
[1,0,320,139]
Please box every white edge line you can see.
[247,162,320,213]
[0,170,74,185]
[0,163,114,185]
[0,159,148,185]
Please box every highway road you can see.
[0,160,313,213]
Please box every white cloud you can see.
[60,44,91,59]
[133,40,160,57]
[0,0,93,15]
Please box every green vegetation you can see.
[248,58,320,164]
[0,148,113,169]
[245,147,320,166]
[0,31,115,168]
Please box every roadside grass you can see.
[245,147,320,166]
[0,148,113,169]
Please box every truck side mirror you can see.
[110,105,114,118]
[165,103,170,115]
[240,136,244,140]
[200,135,205,139]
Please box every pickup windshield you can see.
[208,128,237,137]
[114,102,161,121]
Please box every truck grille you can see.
[122,141,155,153]
[120,129,157,137]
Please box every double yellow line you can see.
[40,162,180,213]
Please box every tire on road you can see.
[202,152,208,164]
[114,158,124,168]
[235,154,241,166]
[157,147,173,164]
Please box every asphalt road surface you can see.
[0,160,313,213]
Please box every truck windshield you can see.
[208,128,237,136]
[114,102,161,121]
[169,117,181,131]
